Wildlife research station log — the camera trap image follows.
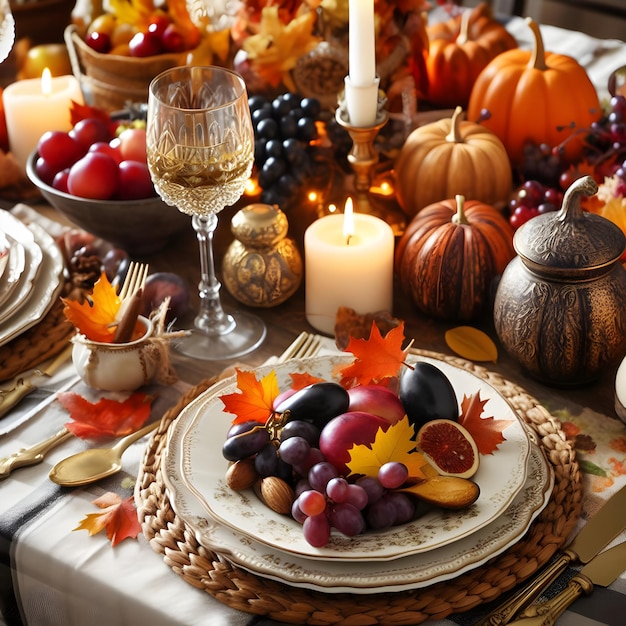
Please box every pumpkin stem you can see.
[452,195,470,225]
[457,8,471,46]
[526,18,548,71]
[558,175,598,223]
[445,107,465,143]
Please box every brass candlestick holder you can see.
[334,91,406,236]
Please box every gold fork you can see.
[277,332,323,362]
[118,261,149,302]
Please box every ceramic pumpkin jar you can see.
[425,3,517,108]
[493,176,626,385]
[394,107,512,218]
[395,194,515,321]
[467,18,601,167]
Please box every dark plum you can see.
[275,382,350,429]
[222,424,270,461]
[141,272,190,323]
[399,362,458,429]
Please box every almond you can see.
[225,458,258,491]
[259,476,295,515]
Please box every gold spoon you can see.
[49,420,159,486]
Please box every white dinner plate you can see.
[163,406,552,593]
[0,220,64,347]
[0,235,26,309]
[166,354,531,562]
[0,212,43,325]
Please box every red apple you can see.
[347,384,405,424]
[319,411,390,475]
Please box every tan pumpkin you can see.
[467,18,602,166]
[395,195,515,321]
[425,3,518,108]
[394,106,512,217]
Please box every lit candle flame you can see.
[41,68,52,96]
[343,197,354,245]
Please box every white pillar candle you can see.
[346,0,378,127]
[305,199,394,336]
[3,70,84,170]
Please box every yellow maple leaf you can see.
[62,272,121,343]
[220,368,280,425]
[243,6,320,87]
[346,416,433,480]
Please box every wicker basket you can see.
[64,24,188,111]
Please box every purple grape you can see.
[302,513,331,547]
[326,477,349,503]
[355,476,385,504]
[280,420,320,446]
[345,484,369,511]
[386,492,416,525]
[377,462,409,489]
[254,443,279,477]
[366,497,396,530]
[329,503,365,537]
[308,461,339,492]
[278,436,310,465]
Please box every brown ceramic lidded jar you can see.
[494,176,626,385]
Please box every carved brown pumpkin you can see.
[395,195,515,321]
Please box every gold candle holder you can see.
[334,91,406,236]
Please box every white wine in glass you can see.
[147,65,266,360]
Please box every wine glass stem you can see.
[192,214,235,336]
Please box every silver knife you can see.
[478,483,626,625]
[507,540,626,626]
[0,345,73,419]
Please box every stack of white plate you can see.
[161,354,555,594]
[0,209,65,348]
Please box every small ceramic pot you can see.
[71,316,160,391]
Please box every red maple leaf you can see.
[220,368,279,425]
[74,492,141,547]
[57,391,154,438]
[336,321,407,388]
[458,391,513,455]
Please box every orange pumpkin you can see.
[394,106,512,217]
[425,3,517,108]
[395,195,515,322]
[467,18,602,166]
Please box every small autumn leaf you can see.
[58,391,154,438]
[74,492,141,547]
[220,368,279,425]
[445,326,498,362]
[458,391,513,455]
[62,272,121,343]
[346,416,434,480]
[337,321,408,387]
[289,371,325,391]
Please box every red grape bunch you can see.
[508,180,564,230]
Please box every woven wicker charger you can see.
[136,349,582,625]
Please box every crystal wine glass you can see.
[146,66,266,360]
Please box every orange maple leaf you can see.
[289,371,325,391]
[62,272,121,343]
[220,368,279,425]
[74,492,141,547]
[458,391,513,455]
[57,391,154,438]
[336,321,407,388]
